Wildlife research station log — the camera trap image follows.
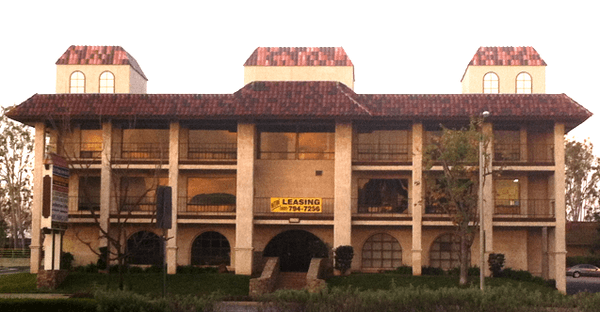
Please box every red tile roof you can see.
[468,47,547,66]
[56,46,147,80]
[6,82,591,129]
[244,47,353,66]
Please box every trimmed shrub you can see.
[421,266,444,276]
[334,245,354,275]
[488,253,505,277]
[94,290,223,312]
[392,265,412,275]
[61,252,75,270]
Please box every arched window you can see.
[483,72,499,94]
[362,233,402,269]
[429,233,468,270]
[191,231,231,265]
[99,71,115,93]
[70,71,85,93]
[516,72,532,94]
[126,231,162,265]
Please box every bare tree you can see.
[52,117,166,290]
[0,106,33,249]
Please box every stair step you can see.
[275,272,307,290]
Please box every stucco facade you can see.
[7,46,592,294]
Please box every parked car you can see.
[567,264,600,278]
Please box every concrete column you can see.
[334,122,353,250]
[553,123,567,293]
[30,122,46,273]
[411,123,423,275]
[482,122,494,275]
[167,122,180,274]
[541,227,549,279]
[235,122,255,275]
[99,122,113,252]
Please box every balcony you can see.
[353,143,411,164]
[253,197,334,218]
[494,199,555,219]
[114,143,169,161]
[178,195,236,214]
[180,143,237,163]
[494,144,554,164]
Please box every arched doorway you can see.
[263,230,328,272]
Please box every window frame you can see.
[258,124,335,160]
[99,71,115,93]
[515,72,532,94]
[361,233,402,269]
[70,71,86,93]
[483,72,499,94]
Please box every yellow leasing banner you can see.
[270,198,322,213]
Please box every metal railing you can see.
[178,196,236,213]
[110,196,156,213]
[114,143,169,160]
[180,143,237,161]
[494,144,554,163]
[63,142,103,159]
[353,143,412,162]
[494,199,555,218]
[353,197,411,215]
[69,196,100,212]
[253,197,334,216]
[258,151,335,160]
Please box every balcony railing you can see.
[110,196,156,213]
[69,196,100,212]
[494,199,555,218]
[494,144,554,163]
[115,143,169,160]
[178,196,236,213]
[353,197,411,215]
[63,142,103,160]
[180,143,237,161]
[353,143,411,163]
[253,197,334,216]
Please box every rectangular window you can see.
[494,128,520,161]
[259,125,334,160]
[187,177,236,212]
[187,129,237,160]
[495,179,520,214]
[78,176,100,211]
[118,177,168,211]
[80,130,102,158]
[358,178,409,213]
[121,129,169,159]
[355,129,410,162]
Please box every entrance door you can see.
[263,230,328,272]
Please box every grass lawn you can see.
[0,272,250,297]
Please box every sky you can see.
[1,0,598,149]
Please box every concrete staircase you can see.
[274,272,307,290]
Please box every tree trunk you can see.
[459,234,469,286]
